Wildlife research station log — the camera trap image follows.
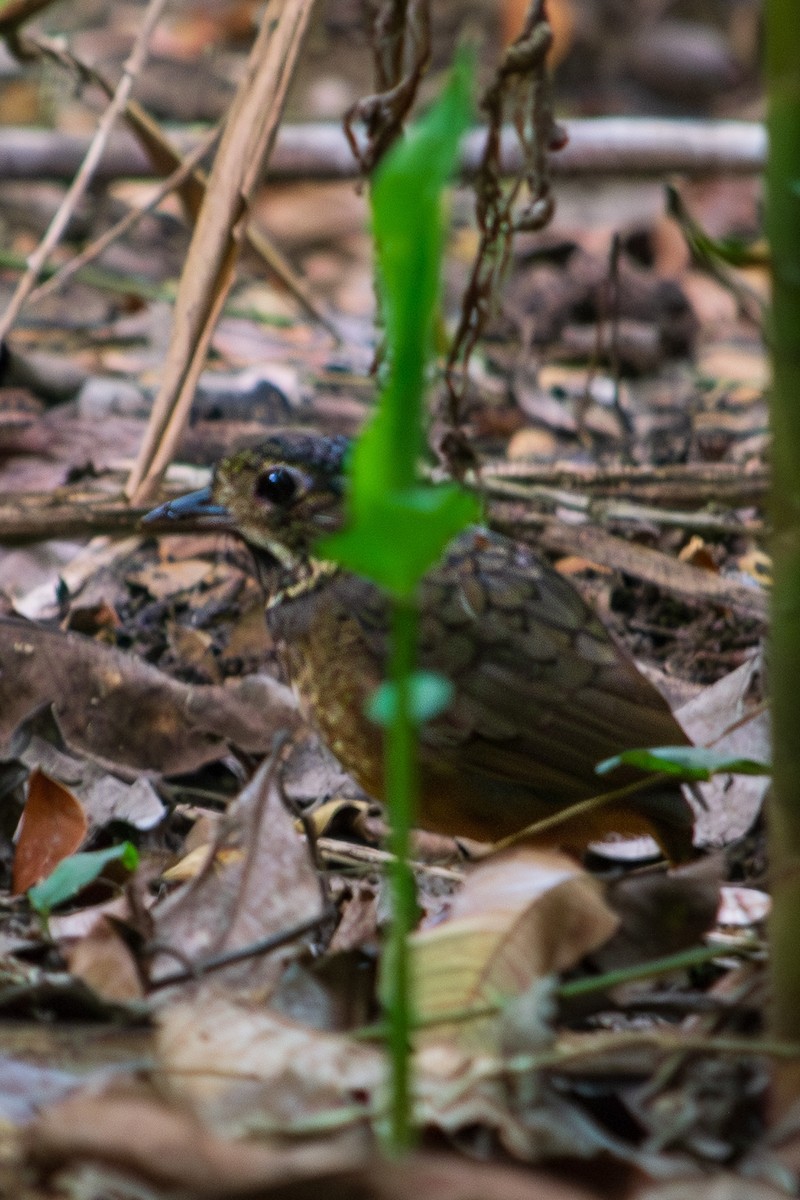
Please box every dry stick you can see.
[125,0,318,505]
[532,516,768,622]
[26,126,222,307]
[478,459,769,507]
[147,912,330,991]
[0,119,768,183]
[0,0,168,343]
[485,477,765,536]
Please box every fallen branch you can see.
[0,118,766,183]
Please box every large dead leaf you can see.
[156,993,639,1163]
[157,993,384,1134]
[0,618,301,774]
[24,1091,366,1194]
[24,1084,603,1200]
[411,849,619,1043]
[150,755,327,990]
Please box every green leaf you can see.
[350,49,474,511]
[28,842,140,917]
[367,671,454,726]
[319,485,481,598]
[596,745,772,782]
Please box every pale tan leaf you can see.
[411,849,619,1041]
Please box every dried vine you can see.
[344,0,431,172]
[442,0,564,475]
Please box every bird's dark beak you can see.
[142,487,233,529]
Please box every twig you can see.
[12,34,341,341]
[0,119,768,183]
[0,0,169,342]
[487,479,766,536]
[477,459,769,507]
[26,126,221,308]
[147,911,330,990]
[511,514,769,622]
[315,836,464,882]
[125,0,319,505]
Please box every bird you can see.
[144,431,695,861]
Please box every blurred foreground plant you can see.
[318,54,478,1152]
[765,0,800,1107]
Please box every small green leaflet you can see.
[596,745,772,782]
[28,843,140,917]
[367,671,454,726]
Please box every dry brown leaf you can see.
[63,916,144,1003]
[595,856,721,976]
[678,535,718,572]
[676,654,769,847]
[150,755,326,990]
[156,996,631,1162]
[328,879,380,955]
[25,1085,596,1200]
[161,843,242,882]
[125,558,216,600]
[0,618,301,774]
[12,768,88,894]
[10,713,166,835]
[411,849,619,1043]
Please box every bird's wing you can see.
[415,529,687,799]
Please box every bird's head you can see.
[144,432,350,569]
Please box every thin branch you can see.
[26,125,222,308]
[0,119,767,183]
[0,0,169,341]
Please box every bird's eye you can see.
[254,467,298,505]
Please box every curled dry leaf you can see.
[411,848,619,1044]
[12,768,87,895]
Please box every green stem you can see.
[383,597,419,1154]
[765,0,800,1056]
